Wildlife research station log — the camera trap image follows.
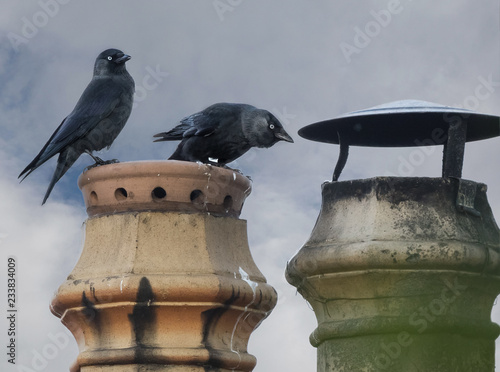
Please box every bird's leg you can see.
[86,151,105,165]
[84,150,119,171]
[206,160,220,167]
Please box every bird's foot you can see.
[205,160,221,167]
[85,150,119,166]
[225,167,247,177]
[84,159,119,171]
[211,163,236,170]
[103,158,120,165]
[218,165,250,180]
[231,168,244,174]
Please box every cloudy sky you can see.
[1,0,499,371]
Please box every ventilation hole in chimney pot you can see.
[223,195,233,211]
[152,187,167,200]
[190,189,204,203]
[89,191,98,204]
[114,188,128,201]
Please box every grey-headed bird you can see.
[153,103,293,165]
[19,48,135,204]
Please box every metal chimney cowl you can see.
[286,177,500,371]
[287,101,500,372]
[50,160,277,372]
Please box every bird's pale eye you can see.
[269,124,275,130]
[107,56,113,61]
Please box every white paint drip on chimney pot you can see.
[229,267,258,369]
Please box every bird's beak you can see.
[275,129,294,143]
[115,54,131,64]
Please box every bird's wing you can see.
[154,103,243,142]
[153,122,192,141]
[19,78,126,178]
[184,104,244,137]
[180,112,217,137]
[153,112,218,141]
[46,78,125,152]
[18,116,68,180]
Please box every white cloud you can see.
[0,146,84,371]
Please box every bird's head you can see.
[243,109,294,148]
[94,49,131,76]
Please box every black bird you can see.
[153,103,294,165]
[19,48,135,204]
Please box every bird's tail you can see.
[153,123,192,142]
[19,117,68,182]
[19,159,41,183]
[42,149,79,205]
[153,132,181,142]
[19,149,50,182]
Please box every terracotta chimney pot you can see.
[51,161,277,372]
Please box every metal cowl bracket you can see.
[454,178,483,217]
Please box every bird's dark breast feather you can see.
[183,134,250,164]
[81,103,132,152]
[214,140,251,163]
